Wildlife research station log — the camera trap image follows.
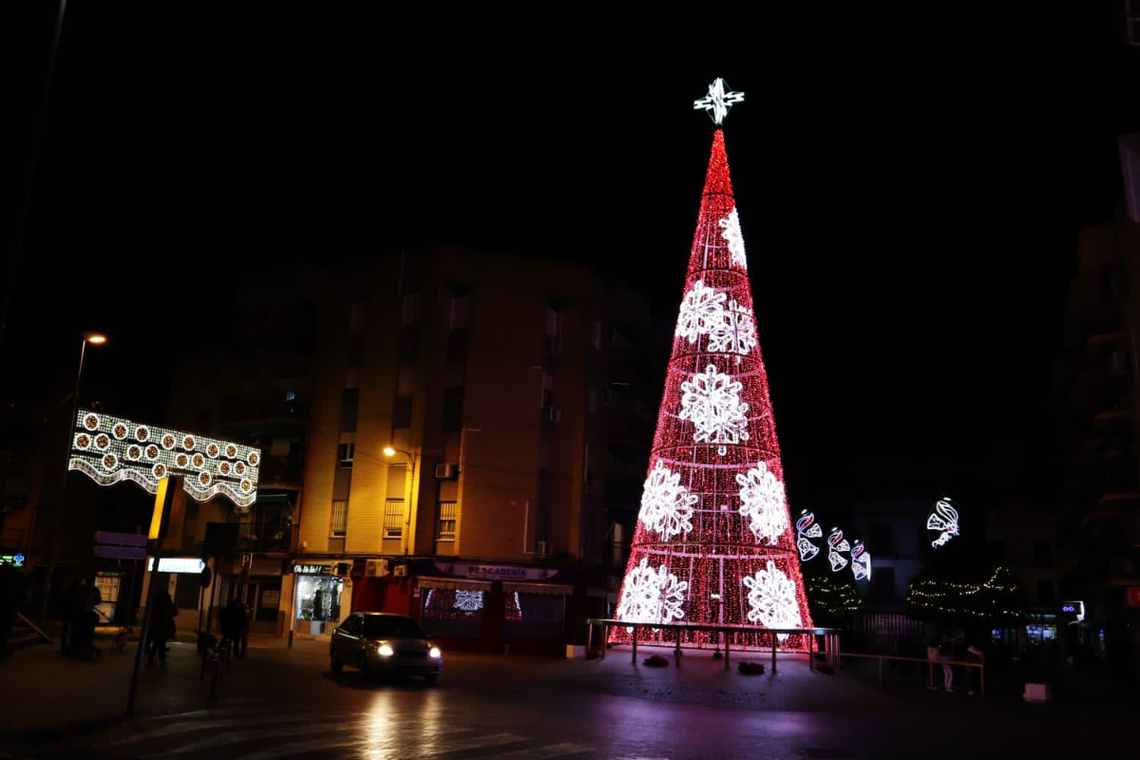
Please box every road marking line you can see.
[481,743,592,759]
[108,713,341,744]
[144,722,357,756]
[234,729,471,760]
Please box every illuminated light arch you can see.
[68,408,261,509]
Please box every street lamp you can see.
[42,332,106,623]
[383,446,417,554]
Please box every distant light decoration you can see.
[693,77,744,125]
[827,528,850,572]
[68,408,261,509]
[927,497,961,548]
[795,510,822,561]
[611,104,814,652]
[851,539,871,581]
[638,461,698,540]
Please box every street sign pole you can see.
[126,476,178,717]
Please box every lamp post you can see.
[383,446,417,555]
[42,332,106,623]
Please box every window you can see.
[450,293,469,330]
[363,615,425,638]
[442,388,464,432]
[446,329,468,365]
[1033,541,1053,567]
[437,500,457,541]
[546,306,561,338]
[284,390,296,403]
[339,614,361,635]
[340,388,359,433]
[337,443,355,468]
[330,499,349,537]
[393,396,412,429]
[383,498,404,538]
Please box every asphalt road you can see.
[1,636,1135,759]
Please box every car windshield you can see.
[362,616,426,639]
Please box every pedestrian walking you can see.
[146,590,176,667]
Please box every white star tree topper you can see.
[694,77,745,125]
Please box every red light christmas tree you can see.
[610,79,813,651]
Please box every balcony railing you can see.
[235,521,293,553]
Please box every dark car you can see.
[330,612,442,682]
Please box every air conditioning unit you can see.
[545,337,562,356]
[435,463,458,479]
[535,540,550,557]
[365,559,389,578]
[393,564,408,578]
[542,406,561,423]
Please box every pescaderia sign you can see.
[434,562,558,582]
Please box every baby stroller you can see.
[67,609,101,659]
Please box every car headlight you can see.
[378,643,394,657]
[429,646,442,659]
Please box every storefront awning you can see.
[502,582,573,596]
[416,577,492,592]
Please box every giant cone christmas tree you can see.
[611,88,813,651]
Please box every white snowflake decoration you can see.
[675,280,727,344]
[706,299,757,356]
[679,365,749,452]
[616,557,688,631]
[453,590,484,612]
[735,461,789,544]
[742,560,802,641]
[638,461,698,540]
[718,208,748,269]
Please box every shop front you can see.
[290,561,349,639]
[411,560,575,656]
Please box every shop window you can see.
[505,592,566,640]
[294,574,345,637]
[94,572,123,624]
[437,500,457,541]
[420,587,485,637]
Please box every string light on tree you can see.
[611,79,814,652]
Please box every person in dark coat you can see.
[146,590,176,666]
[0,565,27,656]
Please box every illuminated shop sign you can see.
[147,557,206,574]
[0,553,24,568]
[293,564,333,575]
[68,409,261,509]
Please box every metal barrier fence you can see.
[838,652,985,697]
[585,618,842,673]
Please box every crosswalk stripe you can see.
[109,713,338,744]
[144,722,357,757]
[481,744,591,760]
[236,727,475,760]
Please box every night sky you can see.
[4,5,1140,509]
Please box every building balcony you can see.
[235,522,293,554]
